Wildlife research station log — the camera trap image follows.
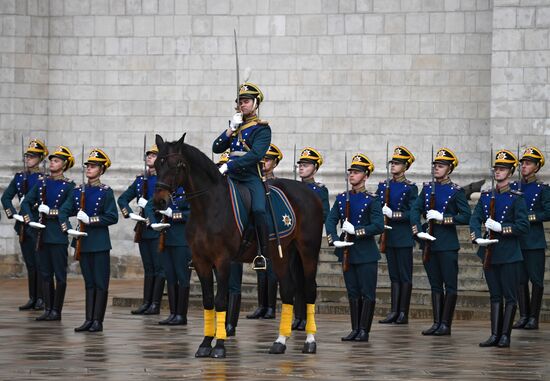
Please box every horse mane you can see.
[179,142,222,184]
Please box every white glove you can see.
[333,241,354,248]
[67,229,88,237]
[219,163,228,175]
[384,225,393,230]
[426,209,444,222]
[129,213,146,222]
[485,218,502,233]
[341,220,355,235]
[382,204,393,218]
[151,223,170,231]
[159,207,173,218]
[38,204,50,214]
[137,197,148,209]
[475,238,499,247]
[417,232,436,241]
[77,210,90,224]
[229,113,243,131]
[29,221,45,229]
[13,214,24,222]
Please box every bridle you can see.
[155,152,211,201]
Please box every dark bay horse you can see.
[153,134,323,358]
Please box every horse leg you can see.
[211,258,230,359]
[298,245,319,354]
[268,254,295,355]
[194,260,215,358]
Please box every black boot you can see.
[46,281,66,321]
[75,288,95,332]
[342,298,361,341]
[379,282,400,324]
[36,279,53,321]
[34,271,45,310]
[169,286,189,325]
[512,284,530,329]
[422,292,443,335]
[19,269,37,310]
[355,299,376,342]
[143,276,165,315]
[159,283,177,325]
[479,302,503,347]
[226,293,241,336]
[246,274,267,319]
[395,283,412,325]
[132,275,154,315]
[88,290,108,332]
[497,304,517,347]
[263,277,277,319]
[434,292,457,335]
[525,285,543,330]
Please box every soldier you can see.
[511,147,550,330]
[292,147,330,331]
[377,146,418,325]
[325,153,384,342]
[59,148,118,332]
[142,185,191,326]
[471,149,529,347]
[117,143,166,315]
[2,139,48,310]
[246,144,282,320]
[411,148,471,336]
[20,146,75,321]
[212,82,271,271]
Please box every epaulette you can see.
[315,182,325,188]
[510,189,522,196]
[257,120,269,125]
[378,180,385,185]
[100,184,111,190]
[423,181,431,187]
[451,182,462,190]
[65,178,75,184]
[365,190,377,198]
[136,174,144,179]
[404,179,415,185]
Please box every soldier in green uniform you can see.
[326,153,384,342]
[471,149,529,347]
[2,139,48,310]
[246,144,282,320]
[20,146,75,321]
[377,146,418,324]
[60,149,118,332]
[292,147,330,331]
[411,148,471,336]
[117,143,166,315]
[511,147,550,330]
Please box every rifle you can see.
[379,142,390,253]
[35,157,47,251]
[75,145,85,261]
[293,144,297,181]
[134,135,147,243]
[342,154,350,272]
[422,146,435,264]
[158,215,167,252]
[483,146,495,271]
[19,136,26,244]
[517,143,521,192]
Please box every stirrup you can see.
[253,255,267,271]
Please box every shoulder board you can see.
[365,191,377,198]
[65,178,75,184]
[378,180,385,185]
[423,182,431,187]
[510,190,522,196]
[100,184,111,190]
[404,179,415,185]
[257,120,269,125]
[136,174,144,179]
[481,189,492,195]
[451,182,462,190]
[315,182,325,188]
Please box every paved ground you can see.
[0,278,549,380]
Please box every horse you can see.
[152,133,323,358]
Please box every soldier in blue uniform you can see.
[59,148,118,332]
[212,82,271,271]
[471,149,529,347]
[511,147,550,330]
[117,143,166,315]
[377,146,418,325]
[20,146,75,321]
[144,186,191,326]
[246,144,282,320]
[292,147,330,331]
[411,148,471,336]
[2,139,48,310]
[326,153,384,342]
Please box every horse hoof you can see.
[268,342,286,354]
[302,341,316,354]
[195,346,212,358]
[210,345,226,359]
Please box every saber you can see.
[234,28,240,113]
[293,144,297,181]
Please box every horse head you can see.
[153,133,222,210]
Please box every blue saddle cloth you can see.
[227,178,296,240]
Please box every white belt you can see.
[229,151,247,157]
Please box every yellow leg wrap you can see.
[279,303,293,337]
[305,304,317,335]
[204,309,215,337]
[215,311,227,340]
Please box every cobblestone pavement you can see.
[0,278,548,380]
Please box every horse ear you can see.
[155,134,164,148]
[176,133,186,146]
